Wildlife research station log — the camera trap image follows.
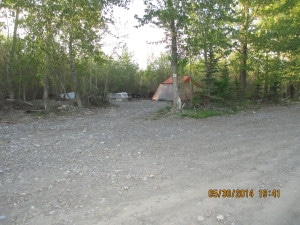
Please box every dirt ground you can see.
[0,100,299,225]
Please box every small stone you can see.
[149,174,155,178]
[123,186,129,190]
[0,215,6,220]
[217,214,224,221]
[197,215,205,221]
[48,211,55,215]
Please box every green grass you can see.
[180,100,262,119]
[155,99,265,120]
[154,105,172,118]
[180,108,232,119]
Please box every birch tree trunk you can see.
[170,18,181,112]
[43,32,51,112]
[68,35,82,108]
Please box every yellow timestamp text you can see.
[208,189,254,198]
[258,189,281,198]
[208,189,281,198]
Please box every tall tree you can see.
[185,0,234,97]
[135,0,187,111]
[58,0,105,108]
[58,0,130,108]
[1,0,23,100]
[233,0,266,95]
[238,0,250,92]
[254,0,300,100]
[26,0,61,111]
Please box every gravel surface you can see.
[0,100,300,225]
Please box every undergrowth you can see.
[154,105,172,119]
[154,99,264,119]
[180,100,262,119]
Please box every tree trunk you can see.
[264,52,269,98]
[203,47,211,97]
[43,49,50,112]
[5,61,14,100]
[23,84,26,102]
[43,26,52,112]
[240,42,247,90]
[68,35,82,108]
[239,2,250,96]
[170,18,181,112]
[6,8,20,101]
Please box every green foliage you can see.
[184,0,235,99]
[142,53,171,92]
[213,65,231,99]
[180,98,263,119]
[0,0,299,106]
[0,0,133,106]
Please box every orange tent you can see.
[152,76,193,101]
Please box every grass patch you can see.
[155,105,172,119]
[180,100,262,119]
[180,108,232,119]
[154,99,266,120]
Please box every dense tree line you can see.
[0,0,299,111]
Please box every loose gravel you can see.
[0,100,299,225]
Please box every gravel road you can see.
[0,100,300,225]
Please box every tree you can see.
[1,0,24,100]
[233,0,268,96]
[135,0,188,111]
[59,0,131,108]
[25,0,130,110]
[185,0,234,98]
[58,0,104,108]
[26,0,62,111]
[252,0,300,100]
[117,45,139,93]
[143,53,171,93]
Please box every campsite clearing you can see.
[0,100,299,225]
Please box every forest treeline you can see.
[0,0,299,111]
